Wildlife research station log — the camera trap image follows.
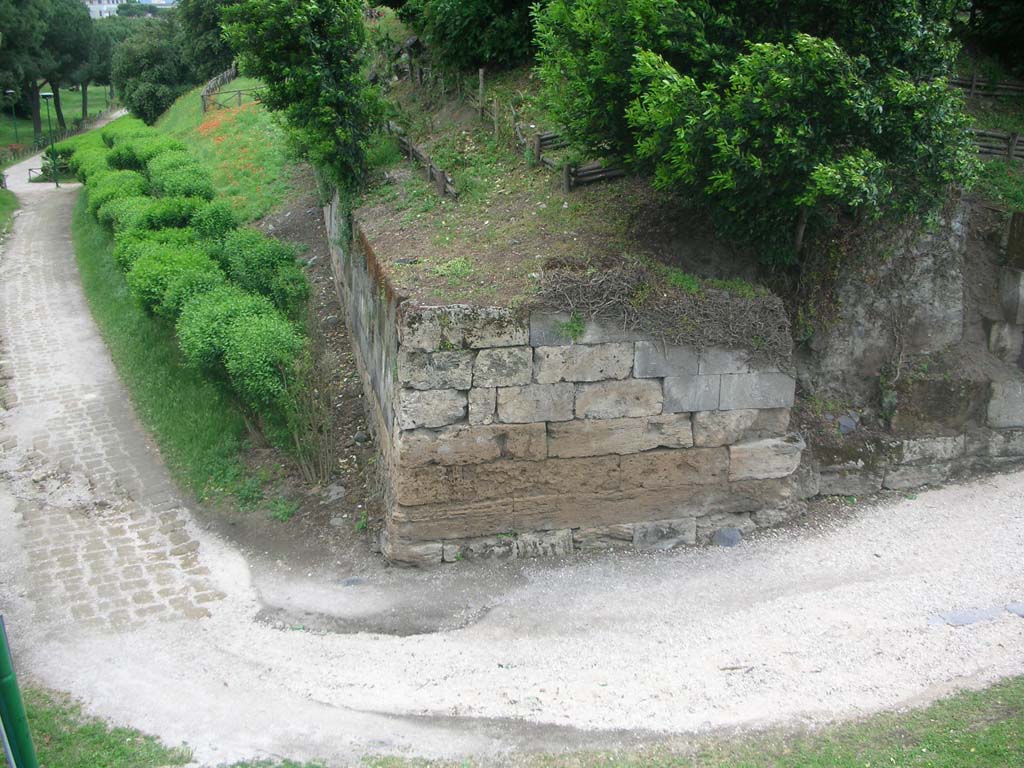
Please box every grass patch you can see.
[972,158,1024,211]
[71,190,252,501]
[157,80,296,222]
[0,187,17,236]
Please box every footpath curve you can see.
[0,149,1023,766]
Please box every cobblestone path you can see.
[0,153,221,634]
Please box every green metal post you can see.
[0,617,39,768]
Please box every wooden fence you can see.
[971,128,1024,163]
[951,74,1024,100]
[388,122,459,199]
[200,66,238,113]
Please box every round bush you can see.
[87,170,149,216]
[147,197,208,230]
[108,135,187,171]
[223,313,305,412]
[222,228,298,297]
[70,147,112,183]
[101,118,150,149]
[126,244,226,318]
[400,0,533,70]
[191,199,239,243]
[148,162,215,200]
[96,195,156,232]
[270,261,310,318]
[176,284,277,371]
[113,228,200,272]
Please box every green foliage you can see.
[662,266,701,294]
[126,242,225,318]
[86,169,148,215]
[177,284,276,371]
[147,151,216,200]
[969,1,1024,76]
[191,198,239,241]
[113,227,200,271]
[97,194,206,233]
[270,261,310,319]
[101,116,150,147]
[536,0,975,263]
[108,134,186,170]
[111,16,196,123]
[267,497,299,522]
[222,228,299,304]
[222,0,380,193]
[399,0,534,70]
[176,0,236,80]
[68,146,112,182]
[223,313,305,411]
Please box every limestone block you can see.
[397,389,467,430]
[548,414,693,458]
[468,387,496,425]
[575,379,663,419]
[397,350,475,390]
[573,525,634,553]
[395,423,546,467]
[692,408,792,447]
[515,529,574,558]
[534,343,634,384]
[988,321,1023,364]
[818,465,884,497]
[988,380,1024,428]
[620,447,729,489]
[989,429,1024,457]
[728,435,805,481]
[442,535,517,562]
[390,498,515,540]
[900,435,966,464]
[695,512,755,543]
[396,456,621,507]
[633,518,697,551]
[529,310,652,346]
[633,341,699,378]
[699,348,752,375]
[474,346,533,387]
[999,267,1024,325]
[399,304,528,351]
[719,373,796,410]
[883,463,950,490]
[663,375,720,413]
[498,382,575,423]
[381,528,443,567]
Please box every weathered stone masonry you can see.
[326,194,816,565]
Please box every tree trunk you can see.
[793,206,809,255]
[81,81,89,122]
[51,85,67,131]
[26,82,42,145]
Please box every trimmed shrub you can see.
[147,154,216,200]
[108,135,188,171]
[223,313,305,412]
[270,261,310,318]
[96,195,157,232]
[101,118,150,148]
[222,228,298,297]
[399,0,534,70]
[87,170,149,216]
[176,285,277,371]
[126,243,226,318]
[70,147,113,183]
[191,199,239,243]
[113,227,201,271]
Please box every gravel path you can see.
[0,153,1022,767]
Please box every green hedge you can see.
[70,115,311,439]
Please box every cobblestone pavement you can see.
[0,152,221,634]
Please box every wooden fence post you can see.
[562,163,573,193]
[532,133,542,167]
[478,68,485,118]
[1008,212,1024,270]
[1009,132,1020,162]
[970,71,979,98]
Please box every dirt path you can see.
[1,152,1023,767]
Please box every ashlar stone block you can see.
[534,343,634,383]
[529,310,651,346]
[397,350,475,390]
[468,387,496,425]
[620,447,728,488]
[395,423,546,467]
[474,346,533,387]
[988,380,1024,428]
[497,383,575,423]
[575,379,663,419]
[515,529,574,558]
[719,373,795,410]
[900,435,966,464]
[728,435,805,481]
[663,375,720,413]
[399,304,529,351]
[633,341,699,378]
[397,388,467,431]
[548,414,693,458]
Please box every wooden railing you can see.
[200,66,238,113]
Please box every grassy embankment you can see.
[24,676,1024,767]
[70,81,299,504]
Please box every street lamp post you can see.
[3,90,19,145]
[40,92,58,189]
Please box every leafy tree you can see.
[399,0,534,70]
[535,0,975,263]
[42,0,93,129]
[175,0,236,80]
[117,1,160,17]
[223,0,380,192]
[0,0,53,142]
[111,17,196,123]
